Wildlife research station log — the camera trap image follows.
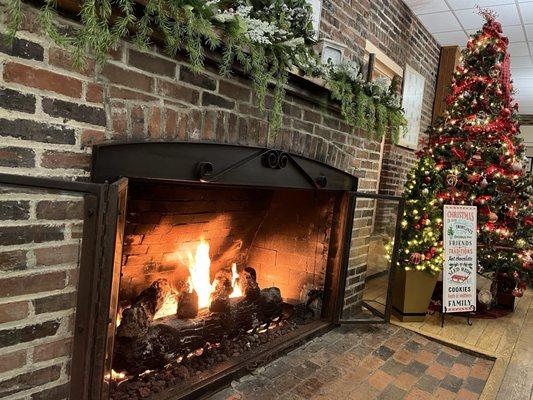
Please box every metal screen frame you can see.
[335,191,405,324]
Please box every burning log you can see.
[113,287,283,374]
[176,291,198,319]
[117,279,173,338]
[209,269,232,313]
[238,267,260,300]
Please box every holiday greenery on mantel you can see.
[4,0,406,139]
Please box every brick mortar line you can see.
[1,375,71,400]
[0,50,98,87]
[0,286,78,306]
[0,262,79,279]
[0,305,76,333]
[0,99,106,130]
[0,220,85,228]
[0,166,90,177]
[0,72,97,107]
[0,134,87,152]
[0,310,75,346]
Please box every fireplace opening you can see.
[108,180,343,399]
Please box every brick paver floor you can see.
[207,324,494,400]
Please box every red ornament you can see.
[506,209,518,218]
[424,176,431,183]
[414,224,421,230]
[502,108,511,117]
[467,174,481,184]
[485,222,495,231]
[485,165,499,176]
[475,195,492,205]
[512,288,524,298]
[451,147,466,159]
[479,206,491,215]
[522,216,533,226]
[409,253,422,265]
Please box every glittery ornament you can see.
[409,253,422,265]
[446,173,458,187]
[511,161,522,171]
[478,290,492,306]
[489,65,501,78]
[422,188,429,195]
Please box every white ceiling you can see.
[403,0,533,114]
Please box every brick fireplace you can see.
[85,142,358,399]
[0,0,439,397]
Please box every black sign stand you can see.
[437,305,475,328]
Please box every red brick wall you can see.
[0,0,439,396]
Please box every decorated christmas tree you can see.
[397,10,532,298]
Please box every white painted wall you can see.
[520,125,533,157]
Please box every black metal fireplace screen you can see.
[0,142,404,400]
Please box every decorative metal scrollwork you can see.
[262,150,289,169]
[196,161,214,180]
[315,175,327,188]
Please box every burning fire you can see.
[110,369,127,382]
[188,239,213,309]
[187,240,243,309]
[125,239,244,322]
[154,290,179,320]
[229,263,243,298]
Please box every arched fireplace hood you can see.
[91,142,358,191]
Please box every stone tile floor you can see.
[207,324,494,400]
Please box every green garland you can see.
[5,0,406,141]
[324,62,407,143]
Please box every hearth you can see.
[89,142,359,400]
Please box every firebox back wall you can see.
[122,181,335,304]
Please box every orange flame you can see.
[229,263,243,298]
[188,239,214,309]
[110,369,126,381]
[153,291,178,320]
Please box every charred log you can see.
[209,269,232,313]
[238,267,260,300]
[176,291,199,319]
[117,279,173,338]
[113,287,283,374]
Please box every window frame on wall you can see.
[363,40,404,196]
[364,41,404,82]
[398,64,426,150]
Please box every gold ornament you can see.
[446,173,459,187]
[489,65,501,78]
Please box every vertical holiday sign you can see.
[443,205,477,313]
